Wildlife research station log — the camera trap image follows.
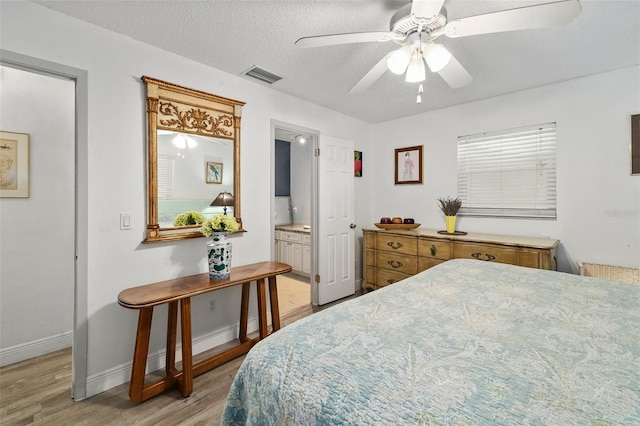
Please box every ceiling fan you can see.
[295,0,582,98]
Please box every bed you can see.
[221,259,640,425]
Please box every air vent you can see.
[242,66,282,85]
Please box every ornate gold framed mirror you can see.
[142,76,244,242]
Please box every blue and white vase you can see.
[207,232,232,279]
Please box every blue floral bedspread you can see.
[221,259,640,425]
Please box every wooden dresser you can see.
[363,228,559,292]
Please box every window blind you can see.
[457,123,556,219]
[157,155,174,200]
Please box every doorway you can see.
[0,50,88,400]
[272,122,317,312]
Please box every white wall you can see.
[367,66,640,272]
[0,1,371,397]
[0,66,75,365]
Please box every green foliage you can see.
[201,215,240,236]
[173,211,205,226]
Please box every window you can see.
[457,123,556,219]
[157,154,174,200]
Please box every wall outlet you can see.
[209,299,216,312]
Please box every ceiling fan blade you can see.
[295,31,394,48]
[349,54,391,94]
[444,0,582,38]
[411,0,445,20]
[437,54,472,89]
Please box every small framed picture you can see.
[632,114,640,175]
[354,150,362,177]
[0,131,30,198]
[395,145,423,185]
[206,161,223,184]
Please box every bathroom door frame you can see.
[271,120,320,304]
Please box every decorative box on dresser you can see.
[363,228,559,292]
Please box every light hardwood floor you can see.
[276,272,311,314]
[0,287,358,426]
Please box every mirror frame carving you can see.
[142,76,245,243]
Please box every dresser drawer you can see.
[518,249,541,269]
[279,231,302,243]
[418,238,452,260]
[418,257,447,272]
[453,243,518,265]
[376,251,417,275]
[376,269,411,288]
[375,234,417,256]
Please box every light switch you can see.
[120,213,132,230]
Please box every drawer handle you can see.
[387,279,396,285]
[387,241,403,250]
[471,252,496,262]
[430,244,437,256]
[387,260,403,269]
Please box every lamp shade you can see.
[386,45,412,75]
[405,51,426,83]
[211,191,234,207]
[423,43,452,73]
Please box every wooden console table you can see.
[117,261,292,403]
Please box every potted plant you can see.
[437,197,462,234]
[201,215,240,280]
[173,211,205,226]
[201,214,240,237]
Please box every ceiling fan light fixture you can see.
[423,43,452,72]
[405,51,426,83]
[386,45,412,75]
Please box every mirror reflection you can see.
[157,131,234,227]
[142,75,244,242]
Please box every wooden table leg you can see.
[239,282,250,343]
[179,298,193,397]
[268,275,281,332]
[129,307,153,403]
[256,278,268,339]
[166,301,178,375]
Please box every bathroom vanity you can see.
[275,225,311,276]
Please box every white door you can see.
[317,135,355,305]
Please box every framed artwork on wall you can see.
[354,150,362,177]
[632,114,640,175]
[0,131,30,198]
[206,161,223,184]
[395,145,423,185]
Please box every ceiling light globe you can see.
[405,51,426,83]
[186,136,197,149]
[172,134,186,149]
[423,43,452,73]
[386,46,412,75]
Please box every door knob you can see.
[350,223,356,229]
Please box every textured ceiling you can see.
[35,0,640,123]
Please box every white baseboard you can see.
[86,317,260,398]
[0,331,73,367]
